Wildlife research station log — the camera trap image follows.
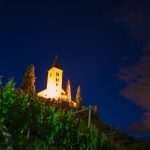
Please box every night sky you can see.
[0,0,150,140]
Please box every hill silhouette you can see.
[0,78,149,150]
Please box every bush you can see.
[0,78,124,150]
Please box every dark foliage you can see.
[20,64,35,95]
[0,78,149,150]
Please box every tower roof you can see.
[51,56,62,69]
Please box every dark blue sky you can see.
[0,0,150,139]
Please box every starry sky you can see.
[0,0,150,140]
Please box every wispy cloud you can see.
[114,0,150,132]
[130,112,150,132]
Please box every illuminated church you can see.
[38,57,67,100]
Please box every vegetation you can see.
[0,77,149,150]
[20,64,35,95]
[75,85,82,110]
[66,79,72,106]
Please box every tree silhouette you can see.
[76,85,81,110]
[20,64,35,95]
[66,79,72,105]
[93,105,99,119]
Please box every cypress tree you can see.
[20,64,35,95]
[66,79,72,105]
[76,85,82,110]
[93,105,99,119]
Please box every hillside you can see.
[75,110,150,150]
[0,79,150,150]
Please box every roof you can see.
[51,56,62,69]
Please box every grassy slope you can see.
[0,86,149,150]
[75,110,150,150]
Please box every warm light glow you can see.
[38,66,63,99]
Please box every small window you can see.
[56,78,59,82]
[56,83,58,86]
[56,72,59,76]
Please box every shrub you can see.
[0,78,125,150]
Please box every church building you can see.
[38,57,66,100]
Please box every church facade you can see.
[38,57,66,100]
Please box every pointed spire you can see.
[51,55,62,69]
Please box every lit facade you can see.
[38,58,65,99]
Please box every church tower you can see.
[46,57,63,99]
[38,57,63,99]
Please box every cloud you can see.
[121,56,150,110]
[130,112,150,132]
[114,0,150,132]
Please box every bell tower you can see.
[38,56,63,99]
[46,57,63,99]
